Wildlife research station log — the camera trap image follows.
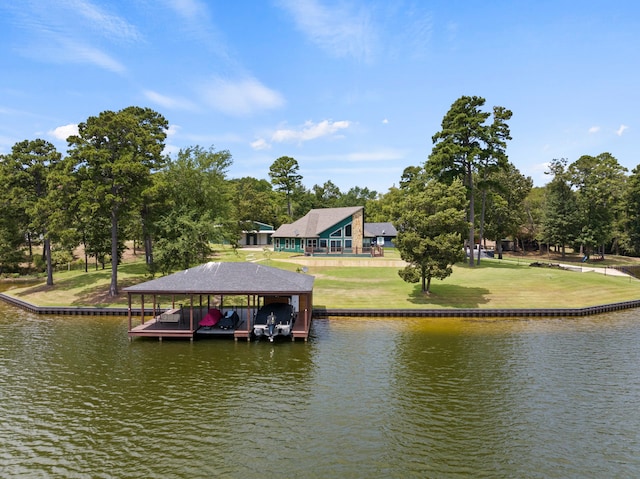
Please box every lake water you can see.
[1,299,639,478]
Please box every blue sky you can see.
[1,1,638,194]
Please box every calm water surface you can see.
[1,298,639,478]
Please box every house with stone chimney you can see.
[272,206,384,256]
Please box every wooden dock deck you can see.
[128,317,196,340]
[128,307,312,342]
[122,262,316,342]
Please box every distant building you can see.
[238,221,274,246]
[272,206,389,256]
[364,222,397,248]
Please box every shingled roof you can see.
[364,222,397,237]
[272,206,363,238]
[123,262,314,295]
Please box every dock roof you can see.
[123,262,314,295]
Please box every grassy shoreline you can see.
[2,247,640,310]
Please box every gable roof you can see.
[272,206,363,238]
[242,221,275,233]
[123,262,314,295]
[364,222,397,237]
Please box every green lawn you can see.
[305,259,640,309]
[4,249,640,310]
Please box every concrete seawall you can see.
[3,292,640,319]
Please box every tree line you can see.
[1,98,638,296]
[0,106,377,295]
[374,95,638,293]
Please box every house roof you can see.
[364,222,397,237]
[242,220,275,233]
[272,206,363,238]
[247,221,274,232]
[123,262,314,295]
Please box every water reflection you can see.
[1,303,640,478]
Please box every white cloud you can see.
[277,0,375,61]
[75,45,125,73]
[48,123,78,141]
[165,124,181,137]
[588,126,600,134]
[70,0,142,42]
[250,138,271,150]
[272,120,351,143]
[616,124,629,136]
[6,1,136,73]
[401,7,433,58]
[199,76,284,116]
[144,90,197,111]
[382,118,389,124]
[162,0,229,55]
[57,39,126,73]
[164,0,208,20]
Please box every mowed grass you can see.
[5,261,150,308]
[279,259,640,309]
[4,249,640,310]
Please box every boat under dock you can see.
[128,307,312,342]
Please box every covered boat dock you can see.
[124,262,314,341]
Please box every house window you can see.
[345,239,352,249]
[275,238,280,249]
[345,224,352,237]
[307,239,317,249]
[320,239,327,248]
[331,228,342,237]
[285,238,290,249]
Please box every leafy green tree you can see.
[521,186,546,254]
[426,96,512,266]
[0,160,31,263]
[483,163,532,259]
[623,165,640,255]
[0,187,25,273]
[1,139,62,284]
[367,167,428,223]
[46,156,115,272]
[337,186,378,207]
[474,106,513,263]
[230,177,278,226]
[568,153,627,257]
[67,106,168,295]
[366,187,400,223]
[0,157,24,272]
[132,165,173,267]
[268,156,303,218]
[311,180,342,209]
[393,179,467,293]
[292,183,316,220]
[152,145,233,273]
[541,159,579,256]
